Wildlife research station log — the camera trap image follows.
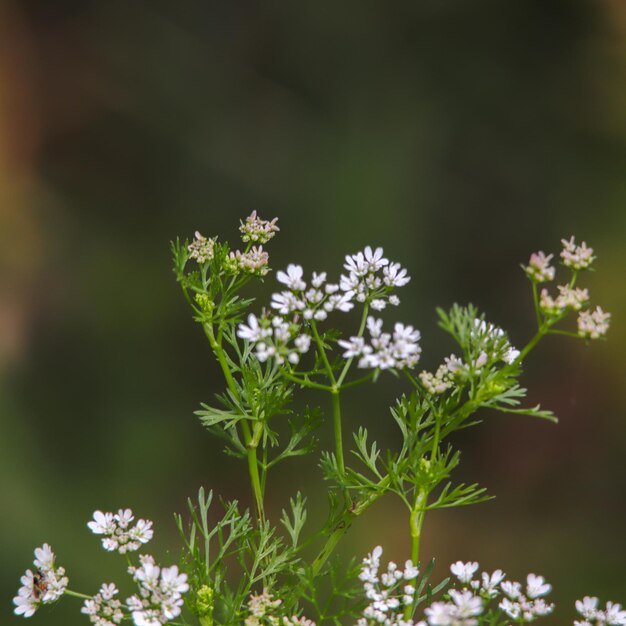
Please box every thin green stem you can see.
[311,475,392,576]
[336,303,369,386]
[331,390,346,480]
[64,589,92,600]
[311,321,336,386]
[339,371,375,390]
[531,282,542,329]
[203,322,265,524]
[404,489,428,621]
[282,371,333,392]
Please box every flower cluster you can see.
[412,560,553,625]
[127,555,189,626]
[225,246,270,276]
[271,265,354,319]
[575,596,626,625]
[339,316,421,370]
[13,544,69,618]
[88,509,154,554]
[236,246,416,371]
[239,210,280,244]
[539,285,590,315]
[578,307,611,340]
[418,318,519,394]
[341,246,410,309]
[237,313,311,365]
[523,251,556,283]
[188,231,216,264]
[561,236,595,270]
[498,575,554,622]
[524,237,609,341]
[81,583,124,626]
[421,589,483,626]
[244,589,315,626]
[356,546,420,626]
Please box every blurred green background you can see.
[1,1,625,624]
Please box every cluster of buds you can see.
[418,318,520,394]
[224,246,270,276]
[523,237,610,340]
[239,210,280,244]
[187,211,278,278]
[188,231,216,264]
[244,589,315,626]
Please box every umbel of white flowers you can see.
[355,547,626,626]
[14,508,189,626]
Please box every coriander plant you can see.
[14,212,621,626]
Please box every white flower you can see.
[526,573,551,598]
[237,314,272,342]
[88,511,116,535]
[604,601,626,625]
[480,569,505,597]
[503,346,520,364]
[576,596,599,620]
[450,561,479,584]
[499,597,521,619]
[383,262,411,287]
[33,544,55,571]
[371,299,386,311]
[294,334,312,353]
[449,589,483,620]
[363,246,389,272]
[312,272,326,288]
[271,291,304,315]
[127,556,188,626]
[500,581,522,599]
[277,264,306,291]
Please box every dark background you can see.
[1,1,625,624]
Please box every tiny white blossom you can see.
[450,561,479,584]
[526,573,551,598]
[576,596,599,620]
[276,264,306,291]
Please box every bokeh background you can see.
[1,1,625,624]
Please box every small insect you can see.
[32,569,48,600]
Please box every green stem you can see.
[336,303,369,387]
[311,475,392,576]
[331,390,346,480]
[203,322,265,524]
[282,371,332,392]
[64,589,92,600]
[531,282,542,329]
[404,489,428,621]
[311,321,336,386]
